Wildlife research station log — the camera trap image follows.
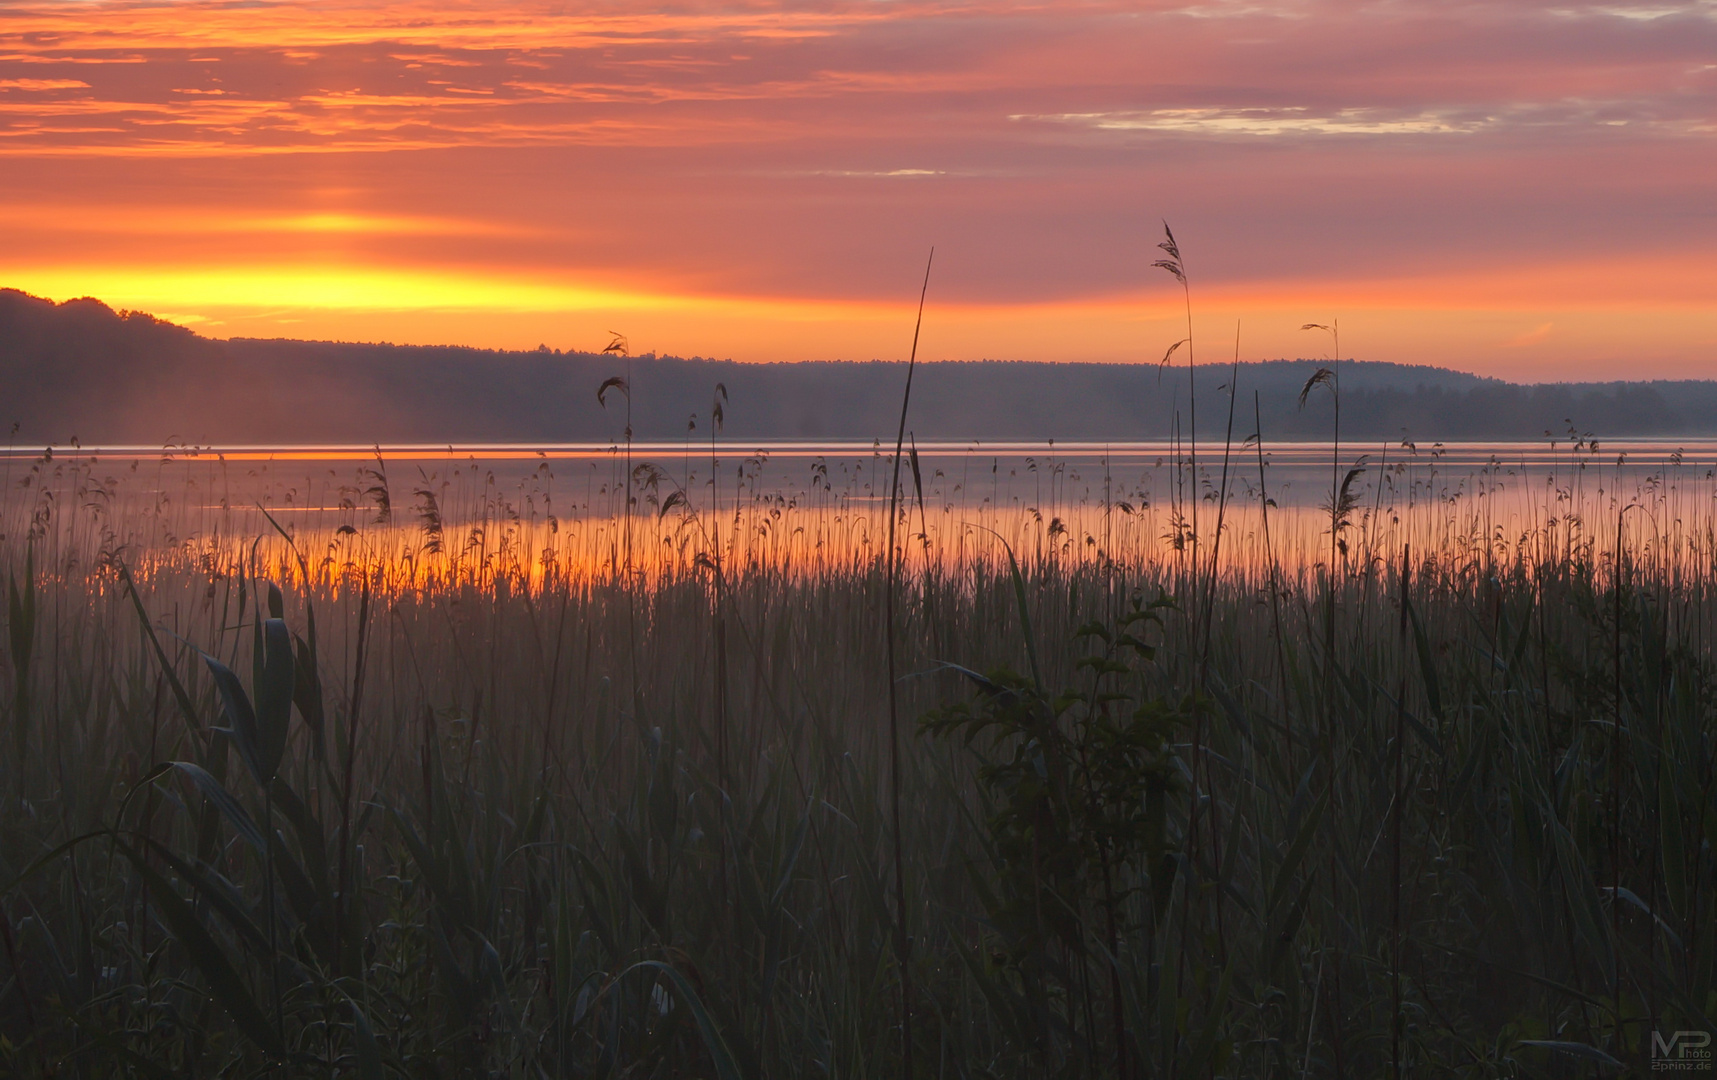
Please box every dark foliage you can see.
[4,287,1714,445]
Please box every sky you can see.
[0,0,1713,380]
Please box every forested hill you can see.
[5,288,1714,446]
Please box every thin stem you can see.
[885,248,933,1078]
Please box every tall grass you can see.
[0,428,1712,1077]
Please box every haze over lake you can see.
[10,434,1711,584]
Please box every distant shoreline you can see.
[8,287,1716,445]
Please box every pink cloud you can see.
[0,0,1710,376]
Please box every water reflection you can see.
[3,438,1714,587]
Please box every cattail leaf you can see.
[769,806,810,912]
[1180,958,1236,1079]
[6,548,32,685]
[270,778,332,907]
[117,839,285,1057]
[0,829,115,899]
[1549,816,1612,966]
[429,918,480,1019]
[996,536,1043,696]
[1263,870,1317,979]
[597,375,628,405]
[1602,885,1685,950]
[292,632,325,762]
[1661,753,1688,920]
[1406,594,1444,724]
[512,789,549,851]
[55,1014,177,1080]
[117,562,205,735]
[7,547,33,764]
[928,661,1013,701]
[268,826,323,934]
[255,617,294,785]
[252,602,265,702]
[569,847,619,958]
[203,653,264,787]
[623,961,746,1080]
[168,762,265,853]
[947,929,1030,1033]
[476,935,524,1036]
[133,835,269,952]
[346,997,385,1080]
[254,512,322,749]
[1518,1041,1623,1068]
[614,822,669,934]
[388,808,449,908]
[1266,785,1327,918]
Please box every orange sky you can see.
[2,0,1714,380]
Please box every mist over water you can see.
[7,437,1714,585]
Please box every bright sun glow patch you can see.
[10,266,667,312]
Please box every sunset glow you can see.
[3,0,1713,377]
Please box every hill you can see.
[4,288,1712,445]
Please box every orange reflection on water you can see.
[6,440,1717,594]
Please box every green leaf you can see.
[117,838,285,1057]
[0,830,111,898]
[292,632,326,762]
[57,1011,177,1080]
[615,822,668,935]
[167,761,265,853]
[1179,958,1236,1080]
[623,960,745,1080]
[255,617,294,784]
[1406,593,1443,725]
[1661,752,1688,921]
[1266,786,1328,919]
[1519,1040,1624,1069]
[1264,870,1317,979]
[116,561,205,736]
[996,535,1043,695]
[7,544,33,726]
[204,653,264,785]
[134,836,269,952]
[271,778,331,905]
[269,825,324,934]
[346,997,385,1080]
[429,918,480,1020]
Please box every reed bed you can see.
[0,434,1712,1078]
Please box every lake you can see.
[4,436,1713,584]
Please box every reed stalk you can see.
[884,249,933,1078]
